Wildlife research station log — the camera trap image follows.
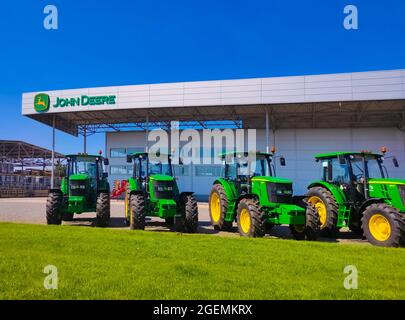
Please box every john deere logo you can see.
[34,93,50,112]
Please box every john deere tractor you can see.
[46,154,111,227]
[209,152,319,240]
[307,151,405,247]
[125,152,198,233]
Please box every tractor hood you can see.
[251,176,292,184]
[69,174,90,181]
[149,174,175,182]
[369,178,405,186]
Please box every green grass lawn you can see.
[0,222,404,300]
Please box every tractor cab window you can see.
[323,158,350,184]
[134,155,173,179]
[225,155,271,180]
[69,157,98,179]
[366,157,385,179]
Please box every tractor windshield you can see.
[68,156,99,178]
[134,154,173,178]
[225,155,272,179]
[350,155,385,180]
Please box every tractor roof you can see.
[66,154,103,158]
[315,152,382,159]
[218,151,272,158]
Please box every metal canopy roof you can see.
[0,140,64,160]
[22,69,405,136]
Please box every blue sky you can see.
[0,0,404,155]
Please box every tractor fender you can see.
[307,181,347,205]
[234,193,259,217]
[213,178,237,201]
[359,198,389,215]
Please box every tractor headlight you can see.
[156,186,173,192]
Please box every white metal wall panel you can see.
[22,69,405,115]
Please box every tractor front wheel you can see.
[130,194,146,230]
[96,192,110,227]
[236,198,266,238]
[361,203,405,247]
[46,192,63,225]
[289,204,320,240]
[176,194,199,233]
[209,184,233,231]
[307,187,338,237]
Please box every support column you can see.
[83,126,87,154]
[145,114,149,152]
[265,107,270,153]
[51,115,55,189]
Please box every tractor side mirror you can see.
[102,172,108,179]
[103,158,109,166]
[393,157,399,168]
[338,155,346,165]
[126,155,133,163]
[280,157,286,166]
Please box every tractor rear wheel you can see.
[236,198,266,238]
[96,192,110,227]
[209,184,233,231]
[130,194,146,230]
[307,187,338,237]
[289,204,320,240]
[175,194,199,233]
[46,192,63,225]
[361,203,405,247]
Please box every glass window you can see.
[127,147,144,155]
[366,157,384,179]
[110,166,128,175]
[173,165,189,176]
[195,165,222,177]
[110,148,126,158]
[328,158,350,184]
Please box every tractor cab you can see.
[220,151,286,196]
[127,152,176,199]
[63,154,109,210]
[315,151,400,204]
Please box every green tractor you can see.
[125,152,198,233]
[307,151,405,247]
[46,154,111,227]
[209,152,319,240]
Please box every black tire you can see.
[361,203,405,247]
[96,192,110,227]
[307,186,338,237]
[236,198,266,237]
[130,193,146,230]
[209,184,233,231]
[46,192,63,225]
[289,204,320,241]
[176,194,199,233]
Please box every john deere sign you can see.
[34,93,116,112]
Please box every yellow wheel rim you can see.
[125,192,129,219]
[210,192,221,223]
[308,196,327,227]
[240,208,251,234]
[294,225,305,233]
[369,214,391,242]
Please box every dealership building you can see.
[22,69,405,199]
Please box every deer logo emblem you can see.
[34,94,50,112]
